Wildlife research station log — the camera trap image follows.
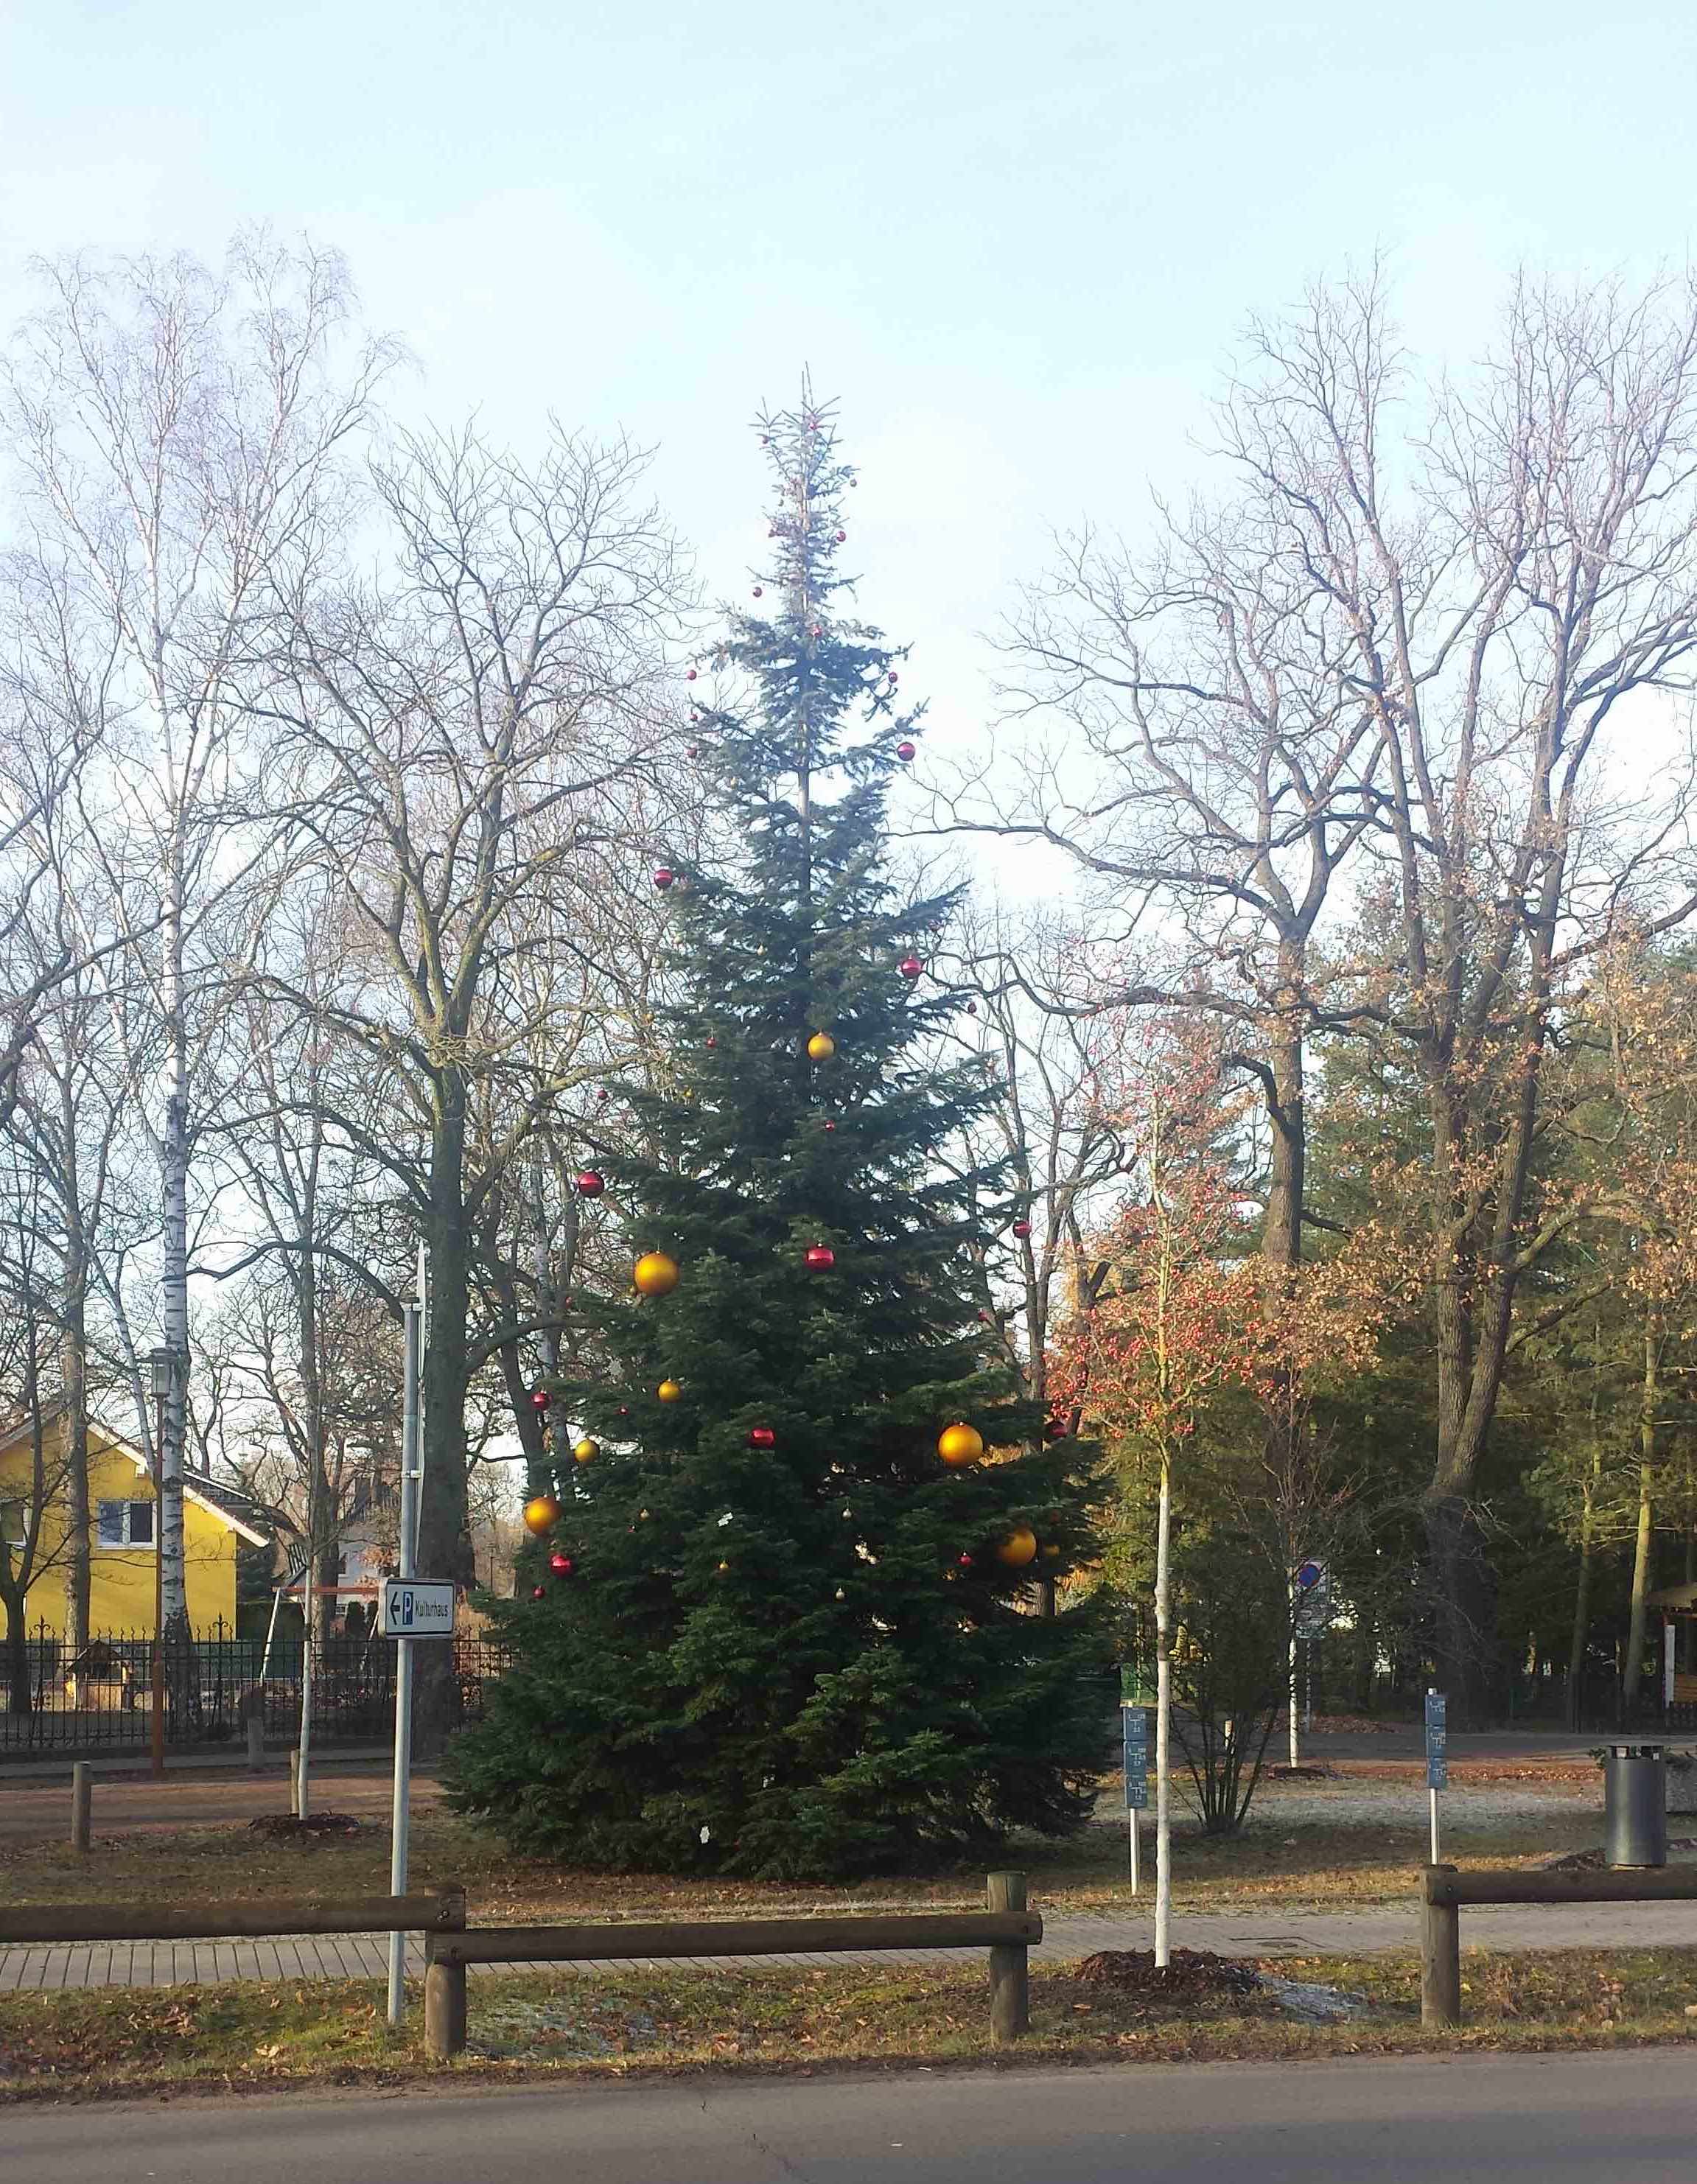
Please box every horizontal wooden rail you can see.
[1426,1866,1697,1908]
[421,1874,1039,2060]
[428,1908,1041,1967]
[0,1888,466,1947]
[1420,1863,1697,2028]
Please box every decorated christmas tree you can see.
[447,393,1110,1878]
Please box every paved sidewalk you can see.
[9,1900,1697,1993]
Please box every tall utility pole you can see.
[387,1256,426,2027]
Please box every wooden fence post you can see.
[987,1871,1030,2043]
[1421,1865,1462,2028]
[288,1746,301,1816]
[70,1763,91,1853]
[424,1952,468,2059]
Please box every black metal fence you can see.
[0,1623,510,1756]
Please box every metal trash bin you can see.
[1603,1744,1667,1869]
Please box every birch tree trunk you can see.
[1623,1318,1660,1718]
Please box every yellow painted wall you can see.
[0,1420,244,1638]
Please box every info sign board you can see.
[1293,1558,1331,1638]
[378,1578,455,1639]
[1122,1704,1150,1810]
[1424,1689,1448,1790]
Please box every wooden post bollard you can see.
[987,1871,1029,2043]
[1421,1866,1462,2028]
[289,1746,301,1816]
[70,1763,91,1853]
[245,1715,265,1771]
[424,1952,468,2059]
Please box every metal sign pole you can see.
[1122,1701,1147,1894]
[1425,1687,1446,1866]
[386,1295,424,2028]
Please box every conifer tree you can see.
[448,393,1110,1878]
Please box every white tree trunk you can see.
[1154,1449,1173,1968]
[1289,1607,1301,1768]
[158,855,190,1642]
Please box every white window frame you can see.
[96,1498,156,1550]
[1,1499,27,1549]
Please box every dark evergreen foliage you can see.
[447,396,1111,1877]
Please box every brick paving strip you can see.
[8,1902,1697,1992]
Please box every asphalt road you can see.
[7,2050,1695,2182]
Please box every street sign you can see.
[1424,1689,1447,1790]
[1122,1704,1149,1810]
[379,1578,455,1639]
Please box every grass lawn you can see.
[0,1774,1606,1921]
[3,1947,1696,2103]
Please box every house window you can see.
[1,1500,27,1548]
[96,1499,155,1548]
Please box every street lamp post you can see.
[147,1346,171,1781]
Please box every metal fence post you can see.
[987,1871,1030,2043]
[70,1763,91,1852]
[1421,1865,1462,2027]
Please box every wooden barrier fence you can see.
[422,1872,1038,2058]
[0,1872,1038,2055]
[1421,1863,1697,2026]
[0,1888,468,1947]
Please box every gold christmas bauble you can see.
[937,1422,984,1468]
[1041,1541,1062,1561]
[657,1379,682,1402]
[806,1031,836,1060]
[634,1250,680,1296]
[572,1437,601,1465]
[522,1494,560,1536]
[995,1525,1039,1568]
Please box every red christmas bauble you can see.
[531,1584,546,1600]
[752,585,763,598]
[686,668,697,682]
[529,1385,551,1413]
[977,1308,993,1323]
[965,1000,978,1015]
[835,529,847,542]
[1043,1418,1067,1442]
[575,1170,605,1198]
[898,955,923,981]
[896,741,916,763]
[888,671,898,685]
[748,1425,777,1449]
[1012,1218,1032,1239]
[549,1551,574,1576]
[706,1035,718,1049]
[958,1551,974,1567]
[687,745,698,759]
[653,867,675,890]
[811,624,824,638]
[824,1121,837,1133]
[805,1245,836,1270]
[596,1087,610,1102]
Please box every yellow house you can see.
[0,1411,268,1637]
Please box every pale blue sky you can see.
[3,1,1696,766]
